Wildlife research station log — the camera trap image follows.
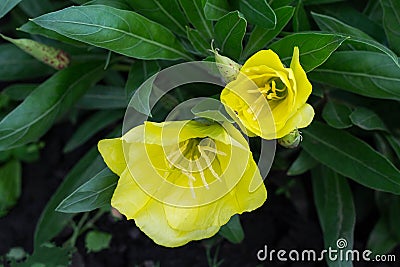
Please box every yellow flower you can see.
[98,120,267,247]
[220,47,314,139]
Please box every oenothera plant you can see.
[0,0,400,266]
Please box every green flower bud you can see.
[210,42,241,83]
[278,129,302,149]
[0,34,70,70]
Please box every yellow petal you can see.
[242,50,285,72]
[111,168,151,218]
[275,103,315,138]
[290,47,312,110]
[134,198,220,247]
[98,138,125,176]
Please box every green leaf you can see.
[179,0,213,40]
[302,122,400,194]
[381,0,400,55]
[367,217,397,256]
[312,165,355,267]
[293,0,311,32]
[322,101,353,129]
[303,0,345,4]
[214,11,247,60]
[56,168,118,213]
[85,230,112,253]
[32,5,191,60]
[239,0,276,29]
[126,61,161,97]
[0,44,54,81]
[287,150,318,176]
[0,160,21,217]
[309,51,400,101]
[203,0,229,20]
[85,0,132,10]
[34,148,105,247]
[242,6,295,60]
[3,84,37,101]
[19,21,86,47]
[385,135,400,160]
[77,85,128,110]
[126,0,187,36]
[63,110,124,153]
[269,33,348,72]
[218,215,244,244]
[187,28,210,56]
[0,62,105,151]
[129,74,158,116]
[311,12,400,67]
[0,0,22,19]
[349,107,388,132]
[11,244,71,267]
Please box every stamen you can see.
[195,160,209,189]
[198,146,222,181]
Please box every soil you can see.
[0,122,399,267]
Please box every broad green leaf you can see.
[293,0,311,32]
[385,135,400,160]
[0,44,54,81]
[314,3,385,42]
[85,0,132,10]
[203,0,229,20]
[126,0,187,36]
[312,165,355,267]
[0,160,21,218]
[3,84,37,101]
[19,21,86,47]
[287,150,318,176]
[56,168,118,213]
[34,148,105,247]
[381,0,400,55]
[367,218,397,256]
[77,85,128,110]
[309,51,400,101]
[322,101,353,129]
[242,6,295,60]
[125,61,161,97]
[85,230,112,253]
[63,110,124,153]
[239,0,276,29]
[179,0,213,40]
[0,0,22,19]
[269,33,348,72]
[129,74,158,116]
[32,5,191,60]
[218,215,244,244]
[302,122,400,194]
[12,244,71,267]
[349,107,388,132]
[270,0,293,9]
[214,11,247,60]
[187,28,210,56]
[311,12,399,67]
[0,62,104,151]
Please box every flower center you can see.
[246,78,287,120]
[165,137,226,198]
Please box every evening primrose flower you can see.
[220,47,314,139]
[98,120,266,247]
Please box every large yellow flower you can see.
[220,47,314,139]
[98,120,266,247]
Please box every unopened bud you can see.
[278,129,302,149]
[0,34,70,70]
[210,41,241,83]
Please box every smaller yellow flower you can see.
[220,47,314,139]
[98,120,267,247]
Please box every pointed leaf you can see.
[302,122,400,194]
[218,215,244,244]
[349,107,388,132]
[322,101,353,129]
[381,0,400,55]
[0,0,22,19]
[239,0,276,29]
